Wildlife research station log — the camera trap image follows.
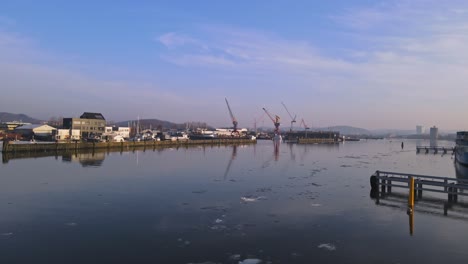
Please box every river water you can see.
[0,139,466,264]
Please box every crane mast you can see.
[281,102,296,132]
[262,108,281,134]
[300,118,310,138]
[225,98,239,135]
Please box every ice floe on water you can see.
[238,259,262,264]
[1,232,13,236]
[318,243,336,251]
[177,238,191,247]
[65,222,77,226]
[310,203,322,207]
[241,196,266,203]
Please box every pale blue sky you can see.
[1,1,468,130]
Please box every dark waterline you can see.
[1,139,466,264]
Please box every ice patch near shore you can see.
[318,243,336,251]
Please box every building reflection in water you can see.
[62,151,106,167]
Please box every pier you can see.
[1,138,256,154]
[416,146,454,154]
[370,170,468,203]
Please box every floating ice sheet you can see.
[318,243,336,251]
[241,196,266,203]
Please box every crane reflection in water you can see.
[223,145,237,180]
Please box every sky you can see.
[1,0,468,130]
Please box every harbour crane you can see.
[300,118,310,138]
[262,107,281,135]
[253,111,266,134]
[281,102,296,132]
[300,118,309,130]
[225,97,239,136]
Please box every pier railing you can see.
[371,170,468,203]
[416,146,455,154]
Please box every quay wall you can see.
[1,139,256,153]
[297,138,337,144]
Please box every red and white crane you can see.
[281,102,296,132]
[262,107,281,135]
[225,98,239,136]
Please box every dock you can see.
[1,138,256,154]
[370,170,468,203]
[416,146,454,154]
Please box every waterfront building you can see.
[0,121,32,132]
[430,126,438,147]
[104,126,130,139]
[14,124,57,140]
[215,128,248,137]
[55,129,81,141]
[430,126,439,140]
[416,125,423,135]
[63,112,106,138]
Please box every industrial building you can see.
[63,112,106,139]
[416,125,424,135]
[13,124,57,140]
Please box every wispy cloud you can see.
[156,3,468,129]
[0,30,194,122]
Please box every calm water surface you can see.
[1,139,466,264]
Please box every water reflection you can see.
[62,151,105,167]
[223,145,237,180]
[274,140,280,161]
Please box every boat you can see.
[455,131,468,166]
[189,133,217,140]
[169,131,189,141]
[189,129,217,140]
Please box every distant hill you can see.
[0,112,43,124]
[115,119,214,130]
[370,129,415,136]
[317,126,372,135]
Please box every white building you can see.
[430,126,438,140]
[14,124,56,139]
[55,129,81,141]
[215,128,248,136]
[104,126,130,139]
[416,125,423,135]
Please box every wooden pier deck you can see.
[370,170,468,203]
[416,146,454,154]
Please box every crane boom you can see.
[281,102,296,122]
[281,102,297,132]
[262,107,281,134]
[300,118,309,129]
[225,98,238,134]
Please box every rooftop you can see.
[80,112,105,120]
